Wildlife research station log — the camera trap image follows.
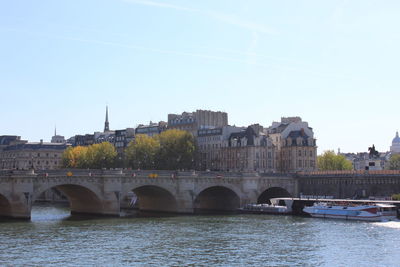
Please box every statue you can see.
[368,144,379,158]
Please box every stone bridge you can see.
[1,169,400,220]
[0,170,296,219]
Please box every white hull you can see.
[303,203,397,222]
[307,213,394,222]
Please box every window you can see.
[298,150,301,156]
[298,160,302,167]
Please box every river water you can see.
[1,204,400,267]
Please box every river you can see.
[0,204,399,266]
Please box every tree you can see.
[86,142,117,169]
[156,129,196,170]
[62,146,88,168]
[317,150,353,171]
[125,134,160,169]
[388,154,400,170]
[61,142,117,169]
[392,193,400,200]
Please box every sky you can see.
[1,0,399,154]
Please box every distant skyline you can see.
[1,0,399,154]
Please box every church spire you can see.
[54,125,57,136]
[104,106,110,132]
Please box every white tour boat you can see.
[303,202,397,222]
[239,198,293,214]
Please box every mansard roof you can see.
[3,142,67,151]
[0,136,20,145]
[287,130,309,139]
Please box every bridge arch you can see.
[257,187,292,204]
[33,183,105,216]
[194,186,241,213]
[125,185,178,213]
[0,193,12,218]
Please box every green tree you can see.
[156,129,196,170]
[391,193,400,200]
[86,142,117,169]
[388,154,400,170]
[125,134,160,169]
[317,150,353,171]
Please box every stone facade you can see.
[219,127,276,172]
[197,126,244,170]
[135,121,167,137]
[0,140,68,170]
[114,128,135,154]
[280,133,316,172]
[168,110,228,136]
[267,117,317,172]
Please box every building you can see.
[73,134,95,146]
[69,106,115,146]
[280,129,317,172]
[0,135,26,151]
[114,128,135,154]
[197,126,244,171]
[168,110,228,136]
[0,140,68,170]
[104,106,110,132]
[267,117,317,172]
[390,131,400,154]
[51,127,66,144]
[342,152,390,171]
[219,126,276,172]
[135,121,167,137]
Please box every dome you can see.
[393,131,400,144]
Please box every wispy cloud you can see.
[122,0,276,35]
[207,12,276,35]
[122,0,197,12]
[0,27,352,80]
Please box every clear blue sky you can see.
[1,0,399,154]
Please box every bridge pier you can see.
[0,192,32,220]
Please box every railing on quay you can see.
[296,170,400,177]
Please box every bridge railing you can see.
[2,169,274,179]
[296,170,400,177]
